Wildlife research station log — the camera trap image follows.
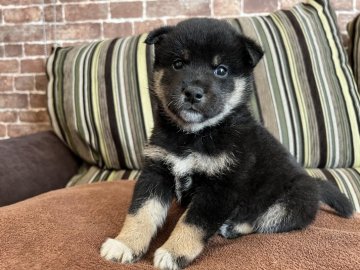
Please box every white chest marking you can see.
[144,145,235,178]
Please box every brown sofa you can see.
[1,173,360,270]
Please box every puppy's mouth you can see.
[167,98,205,124]
[179,108,204,123]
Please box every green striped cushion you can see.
[66,164,140,187]
[66,166,360,212]
[347,14,360,92]
[229,0,360,168]
[47,35,153,170]
[65,165,360,213]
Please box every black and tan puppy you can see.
[100,18,353,269]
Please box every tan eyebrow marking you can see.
[213,55,221,66]
[182,49,190,61]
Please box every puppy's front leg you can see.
[101,166,173,263]
[154,183,237,270]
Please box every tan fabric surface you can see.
[1,181,359,270]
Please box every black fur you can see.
[318,180,353,217]
[128,18,353,264]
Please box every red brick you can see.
[3,7,42,23]
[166,18,187,26]
[0,45,4,58]
[213,0,241,16]
[0,124,6,137]
[243,0,278,13]
[0,25,44,42]
[341,34,349,48]
[35,75,48,91]
[0,60,19,73]
[280,0,299,9]
[0,76,13,92]
[47,23,101,41]
[20,58,46,73]
[30,93,47,108]
[44,5,63,22]
[110,2,143,19]
[0,0,42,4]
[15,75,34,91]
[61,41,88,47]
[19,110,50,123]
[0,111,17,122]
[58,0,89,2]
[103,22,133,38]
[337,13,357,33]
[134,20,165,35]
[65,3,108,21]
[4,44,23,57]
[24,44,46,56]
[8,123,51,138]
[147,0,210,17]
[330,0,353,10]
[0,94,28,108]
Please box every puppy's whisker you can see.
[174,100,183,110]
[167,100,174,108]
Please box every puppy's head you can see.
[145,18,263,132]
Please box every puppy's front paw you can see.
[218,221,253,239]
[218,222,241,239]
[100,238,137,263]
[154,248,187,270]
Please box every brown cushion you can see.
[1,181,359,269]
[0,131,81,206]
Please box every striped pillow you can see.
[65,165,360,212]
[229,0,360,169]
[47,0,360,171]
[47,35,154,170]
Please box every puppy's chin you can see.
[179,110,204,123]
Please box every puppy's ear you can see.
[242,37,264,68]
[145,26,174,45]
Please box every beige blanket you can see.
[1,181,359,270]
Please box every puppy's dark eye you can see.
[173,60,184,70]
[214,65,228,78]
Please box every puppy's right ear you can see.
[243,37,264,68]
[145,26,174,45]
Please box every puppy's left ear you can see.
[242,37,264,68]
[145,26,174,45]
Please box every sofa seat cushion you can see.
[66,164,140,186]
[0,181,359,270]
[47,0,360,173]
[67,166,360,212]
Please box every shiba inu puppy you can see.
[101,18,353,270]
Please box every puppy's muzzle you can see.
[183,86,204,104]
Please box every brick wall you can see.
[0,0,358,139]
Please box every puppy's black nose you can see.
[183,86,204,104]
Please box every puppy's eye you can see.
[173,60,184,70]
[214,65,228,78]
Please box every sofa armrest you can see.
[0,131,81,206]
